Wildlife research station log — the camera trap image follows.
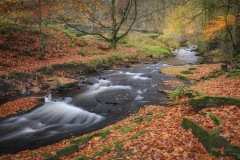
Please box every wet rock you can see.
[55,77,78,88]
[56,87,66,91]
[77,83,84,88]
[190,48,198,52]
[0,79,12,92]
[171,52,177,57]
[98,76,108,80]
[30,86,41,94]
[41,82,50,90]
[65,74,71,78]
[158,89,170,95]
[81,78,98,85]
[12,80,22,85]
[95,93,136,104]
[195,52,201,56]
[146,54,153,58]
[76,76,86,81]
[50,84,58,90]
[31,81,39,86]
[82,80,94,85]
[178,39,188,47]
[25,90,31,94]
[20,85,26,94]
[80,76,86,79]
[27,79,32,84]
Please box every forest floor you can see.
[0,26,240,159]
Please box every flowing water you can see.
[0,46,202,154]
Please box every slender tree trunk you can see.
[37,0,46,59]
[157,0,165,32]
[110,0,117,49]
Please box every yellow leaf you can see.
[161,131,169,138]
[93,136,101,141]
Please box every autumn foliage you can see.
[203,14,236,40]
[0,98,40,118]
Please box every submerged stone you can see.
[95,93,136,104]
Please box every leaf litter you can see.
[0,28,239,159]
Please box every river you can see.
[0,46,202,154]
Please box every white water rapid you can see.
[0,95,104,153]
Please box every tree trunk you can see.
[157,0,165,32]
[234,17,240,57]
[37,0,46,59]
[110,36,117,49]
[110,0,117,49]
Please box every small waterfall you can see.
[44,93,52,102]
[0,96,105,153]
[80,79,132,97]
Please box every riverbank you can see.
[0,26,173,100]
[0,62,239,159]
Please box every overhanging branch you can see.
[58,15,110,42]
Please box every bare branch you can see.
[58,15,110,42]
[118,0,137,40]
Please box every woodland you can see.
[0,0,240,159]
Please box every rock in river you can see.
[95,93,136,104]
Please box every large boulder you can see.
[0,79,12,92]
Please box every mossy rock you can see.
[182,117,240,158]
[8,71,24,79]
[54,77,78,88]
[0,79,12,92]
[38,66,54,76]
[189,96,240,112]
[61,82,76,88]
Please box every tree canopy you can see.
[0,0,239,60]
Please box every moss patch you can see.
[181,70,194,74]
[97,129,111,138]
[189,96,240,112]
[72,135,95,145]
[45,144,79,160]
[38,66,54,76]
[119,127,132,135]
[182,117,240,158]
[169,87,203,101]
[134,116,143,123]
